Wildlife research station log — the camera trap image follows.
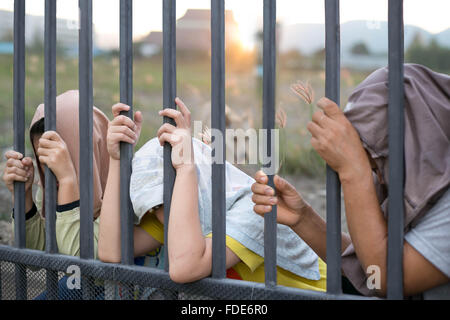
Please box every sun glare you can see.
[230,6,258,51]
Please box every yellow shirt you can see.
[138,212,327,292]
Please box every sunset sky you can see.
[1,0,449,49]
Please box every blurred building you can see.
[0,9,100,56]
[140,9,240,56]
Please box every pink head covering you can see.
[341,64,450,296]
[29,90,110,218]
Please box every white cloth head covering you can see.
[130,137,320,280]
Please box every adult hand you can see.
[251,170,309,228]
[158,97,194,171]
[307,97,371,182]
[107,103,143,160]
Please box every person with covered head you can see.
[251,64,449,298]
[3,90,110,258]
[98,98,328,292]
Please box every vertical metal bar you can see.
[211,0,226,279]
[44,0,58,300]
[0,262,2,301]
[13,0,26,250]
[79,0,94,300]
[44,0,58,254]
[162,0,176,272]
[262,0,277,288]
[13,0,27,301]
[79,0,94,262]
[119,0,134,266]
[324,0,342,294]
[119,0,134,300]
[387,0,404,300]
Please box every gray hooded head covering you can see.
[341,64,450,296]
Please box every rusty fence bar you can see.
[211,0,226,280]
[262,0,277,288]
[13,0,27,301]
[79,0,95,300]
[162,0,177,272]
[387,0,405,300]
[324,0,342,294]
[44,0,58,300]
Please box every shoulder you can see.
[419,187,450,223]
[408,187,450,232]
[405,187,450,277]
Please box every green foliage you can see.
[279,49,306,70]
[0,30,14,42]
[282,143,326,177]
[406,33,450,72]
[350,42,370,55]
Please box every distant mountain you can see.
[435,28,450,46]
[280,20,450,55]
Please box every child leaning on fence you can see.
[98,97,327,292]
[4,90,109,258]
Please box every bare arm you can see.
[98,103,161,263]
[340,167,448,297]
[309,97,448,297]
[168,165,240,282]
[159,98,240,283]
[291,205,351,263]
[251,171,351,263]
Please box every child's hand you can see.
[107,103,143,160]
[3,151,34,194]
[251,171,310,228]
[37,131,77,185]
[158,98,193,171]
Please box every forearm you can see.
[57,176,80,205]
[291,205,351,263]
[12,188,34,213]
[98,158,122,262]
[340,167,389,288]
[25,191,34,213]
[340,167,450,297]
[168,165,205,280]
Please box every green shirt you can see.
[12,187,99,259]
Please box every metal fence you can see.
[0,0,405,300]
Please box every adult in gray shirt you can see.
[251,64,449,298]
[405,187,450,299]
